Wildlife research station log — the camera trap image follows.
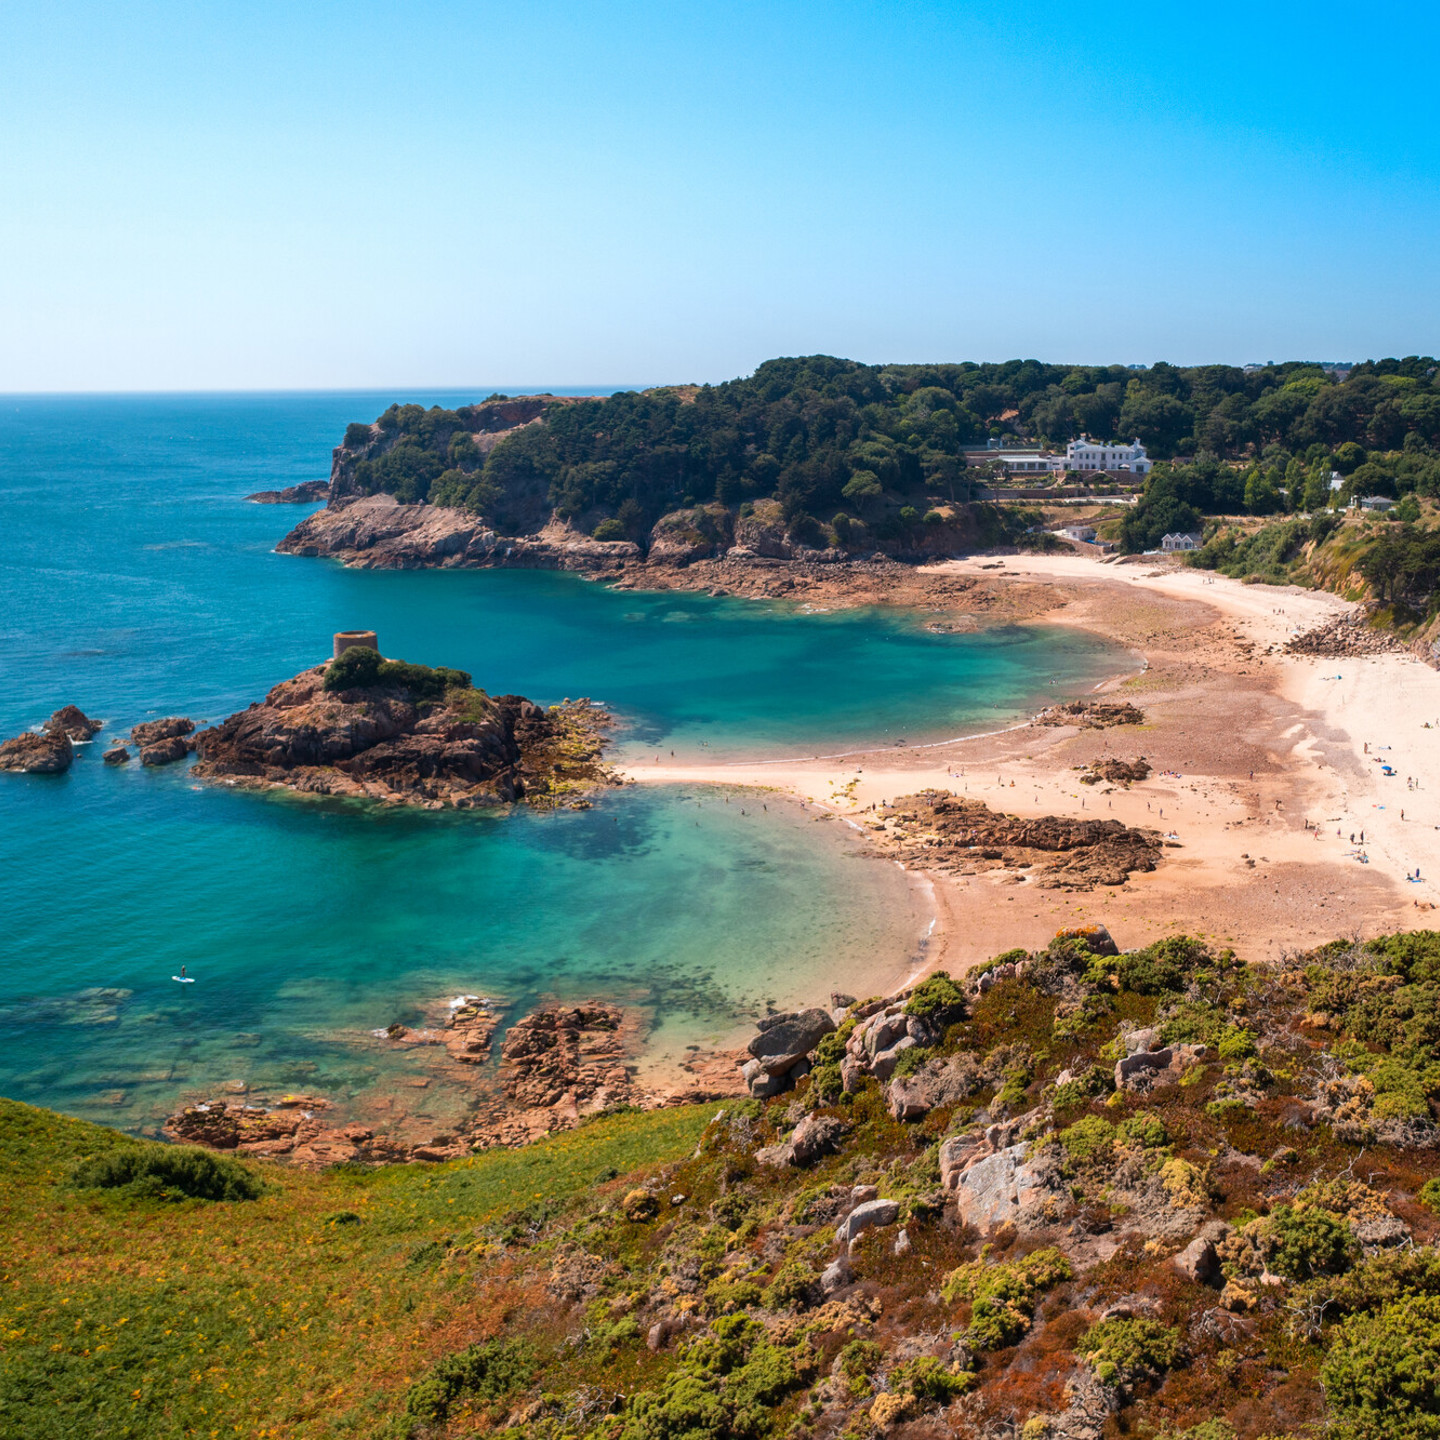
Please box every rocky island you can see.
[192,637,617,809]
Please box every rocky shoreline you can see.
[164,993,748,1168]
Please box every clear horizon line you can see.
[0,383,657,399]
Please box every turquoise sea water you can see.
[0,393,1121,1135]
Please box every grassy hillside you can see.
[13,930,1440,1437]
[0,1101,712,1438]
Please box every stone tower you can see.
[333,630,379,660]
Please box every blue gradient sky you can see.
[1,1,1436,390]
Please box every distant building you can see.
[1065,436,1153,475]
[1161,532,1202,552]
[1359,495,1394,512]
[1059,525,1097,543]
[961,444,1065,476]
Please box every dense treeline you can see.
[1119,439,1440,553]
[339,354,1440,540]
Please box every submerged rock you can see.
[102,746,130,765]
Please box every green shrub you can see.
[905,971,967,1022]
[761,1262,818,1311]
[323,646,471,699]
[837,1339,882,1394]
[404,1338,534,1423]
[1321,1293,1440,1439]
[1058,1115,1117,1166]
[1263,1204,1357,1281]
[966,1296,1031,1350]
[618,1315,808,1440]
[1420,1180,1440,1216]
[891,1044,933,1080]
[1076,1317,1182,1379]
[67,1143,263,1202]
[1097,937,1207,995]
[943,1246,1072,1350]
[1118,1111,1170,1149]
[593,518,626,541]
[890,1355,975,1402]
[1217,1025,1258,1061]
[704,1278,763,1315]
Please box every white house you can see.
[961,445,1065,476]
[1059,525,1097,542]
[1065,436,1153,475]
[1161,532,1202,552]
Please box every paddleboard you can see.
[172,975,195,983]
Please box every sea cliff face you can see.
[277,495,641,572]
[192,663,617,808]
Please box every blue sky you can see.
[1,0,1436,390]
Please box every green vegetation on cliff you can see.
[336,356,1440,549]
[14,929,1440,1436]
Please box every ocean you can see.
[0,391,1121,1135]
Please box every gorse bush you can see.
[1260,1204,1357,1281]
[942,1246,1072,1351]
[904,970,967,1023]
[1322,1293,1440,1440]
[1076,1318,1182,1382]
[323,646,472,699]
[617,1315,809,1440]
[404,1338,533,1424]
[67,1144,263,1203]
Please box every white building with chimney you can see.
[1065,437,1152,474]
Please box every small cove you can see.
[0,392,1125,1133]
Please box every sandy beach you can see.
[621,552,1440,980]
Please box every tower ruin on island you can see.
[333,630,379,660]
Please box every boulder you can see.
[1114,1043,1208,1091]
[747,1007,835,1077]
[864,1011,909,1060]
[141,735,192,766]
[888,1055,983,1122]
[820,1254,854,1295]
[938,1133,990,1190]
[1173,1236,1220,1286]
[0,730,73,774]
[836,1198,900,1245]
[789,1114,849,1166]
[871,1036,916,1082]
[950,1143,1051,1232]
[1122,1027,1160,1055]
[102,746,130,765]
[840,1055,866,1094]
[44,705,102,741]
[130,716,195,747]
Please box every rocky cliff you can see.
[191,659,617,809]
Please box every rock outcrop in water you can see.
[130,716,196,767]
[0,705,104,773]
[0,729,74,774]
[44,705,103,741]
[245,480,331,504]
[191,654,618,809]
